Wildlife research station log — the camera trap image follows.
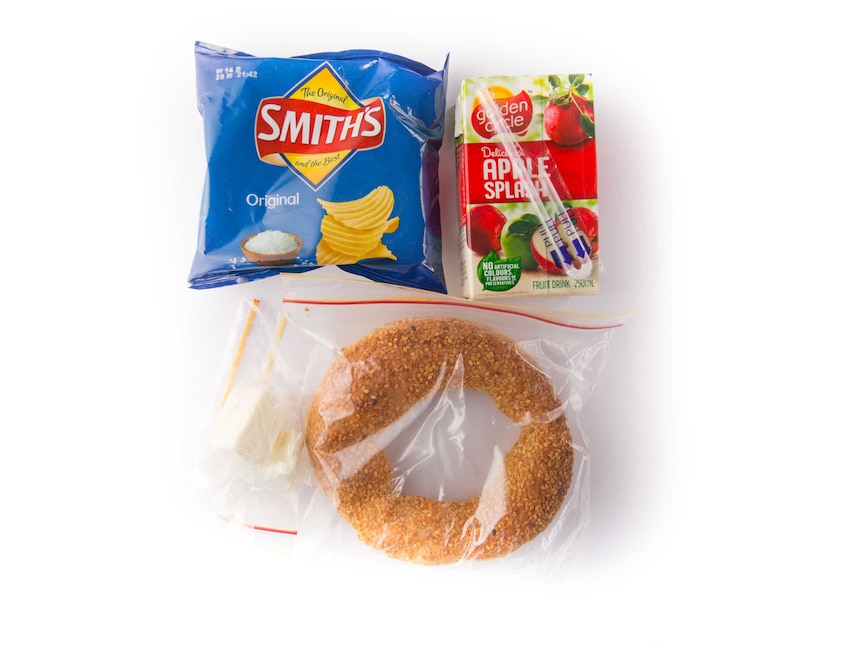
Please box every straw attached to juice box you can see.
[477,85,581,279]
[536,165,595,279]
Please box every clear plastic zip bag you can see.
[193,274,627,572]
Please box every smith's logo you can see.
[255,63,385,188]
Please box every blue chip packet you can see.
[190,42,449,293]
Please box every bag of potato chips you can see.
[190,42,449,293]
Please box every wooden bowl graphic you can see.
[240,232,303,266]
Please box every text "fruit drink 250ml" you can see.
[455,75,599,299]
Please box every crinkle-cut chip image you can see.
[316,186,400,263]
[316,238,397,264]
[317,185,396,229]
[320,216,393,255]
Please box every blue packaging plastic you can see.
[190,42,449,292]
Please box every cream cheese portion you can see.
[212,383,285,464]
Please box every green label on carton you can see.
[477,251,521,291]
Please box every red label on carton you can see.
[460,140,597,204]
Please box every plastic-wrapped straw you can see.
[477,86,581,278]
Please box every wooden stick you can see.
[221,298,260,406]
[263,310,288,378]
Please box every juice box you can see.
[455,75,599,299]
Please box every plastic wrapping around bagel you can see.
[304,317,574,565]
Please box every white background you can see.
[3,2,860,644]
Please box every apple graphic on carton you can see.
[568,207,598,255]
[530,219,592,274]
[531,226,568,274]
[464,204,507,255]
[543,74,595,148]
[544,94,595,147]
[500,213,541,270]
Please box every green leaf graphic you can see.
[581,114,595,138]
[477,251,521,292]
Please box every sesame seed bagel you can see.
[305,317,574,565]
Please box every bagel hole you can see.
[379,388,521,502]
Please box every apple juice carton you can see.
[455,75,599,299]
